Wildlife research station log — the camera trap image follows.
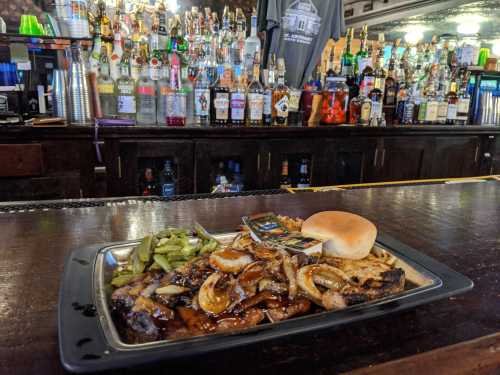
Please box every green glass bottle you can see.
[341,28,354,78]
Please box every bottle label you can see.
[263,91,272,115]
[374,77,386,91]
[385,88,396,105]
[130,63,141,81]
[361,101,371,121]
[458,98,470,114]
[370,101,382,119]
[364,76,375,94]
[438,101,448,120]
[425,102,438,122]
[248,93,263,121]
[288,89,302,111]
[403,102,415,124]
[447,103,458,120]
[149,57,162,81]
[220,68,233,88]
[117,83,134,94]
[214,92,230,120]
[274,95,289,117]
[162,183,175,197]
[166,92,186,118]
[341,65,354,77]
[118,95,136,114]
[194,89,210,116]
[418,102,427,121]
[110,56,121,80]
[231,92,246,120]
[98,83,114,94]
[137,86,155,96]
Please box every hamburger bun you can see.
[301,211,377,260]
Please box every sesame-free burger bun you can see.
[301,211,377,260]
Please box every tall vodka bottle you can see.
[157,63,169,125]
[166,51,186,126]
[115,55,136,120]
[194,65,211,126]
[110,32,123,81]
[243,9,261,76]
[97,46,116,117]
[136,66,157,125]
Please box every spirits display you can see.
[77,5,478,127]
[297,159,311,188]
[279,160,292,189]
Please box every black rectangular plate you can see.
[58,233,473,373]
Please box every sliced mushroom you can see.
[297,264,349,304]
[198,273,232,315]
[155,284,190,295]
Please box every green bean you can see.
[155,244,183,253]
[153,254,172,272]
[137,235,153,262]
[111,273,137,287]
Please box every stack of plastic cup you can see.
[0,63,18,87]
[19,15,45,36]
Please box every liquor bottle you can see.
[149,27,163,81]
[157,0,168,49]
[230,9,243,70]
[272,58,290,127]
[194,65,211,126]
[116,53,136,120]
[97,46,116,117]
[446,82,458,125]
[247,53,264,126]
[355,25,369,84]
[244,8,261,76]
[401,85,416,125]
[373,33,387,100]
[384,39,399,106]
[212,42,232,126]
[425,90,439,123]
[130,40,142,81]
[89,23,102,75]
[97,0,112,43]
[349,85,371,126]
[160,160,176,197]
[166,51,186,126]
[341,28,358,101]
[262,68,274,126]
[456,86,471,125]
[437,41,451,96]
[368,84,383,126]
[136,66,156,125]
[157,64,169,125]
[297,159,311,188]
[181,65,195,125]
[110,32,123,81]
[417,92,427,124]
[279,160,292,189]
[230,67,246,126]
[436,91,448,124]
[360,43,375,99]
[212,161,228,192]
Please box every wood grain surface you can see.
[0,181,499,375]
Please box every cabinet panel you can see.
[194,140,260,193]
[373,137,433,182]
[325,138,378,185]
[429,136,481,178]
[112,140,194,197]
[264,139,326,188]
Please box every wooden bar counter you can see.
[0,180,499,374]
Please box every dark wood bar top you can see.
[1,181,499,374]
[0,124,499,140]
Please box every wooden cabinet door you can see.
[109,140,194,197]
[372,137,433,182]
[194,140,260,193]
[429,136,481,178]
[264,139,326,189]
[325,138,378,185]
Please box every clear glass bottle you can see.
[230,67,246,126]
[97,46,116,117]
[181,65,195,125]
[136,66,156,125]
[244,8,261,75]
[246,53,264,126]
[166,51,186,126]
[194,65,211,126]
[110,31,123,81]
[116,54,136,121]
[130,40,142,81]
[156,65,169,125]
[272,58,289,126]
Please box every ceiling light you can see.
[452,15,484,35]
[166,0,178,13]
[405,30,424,44]
[492,40,500,57]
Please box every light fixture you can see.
[452,14,484,35]
[492,40,500,57]
[402,25,427,45]
[166,0,178,13]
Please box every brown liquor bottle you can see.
[272,58,290,127]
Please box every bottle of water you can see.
[160,160,176,197]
